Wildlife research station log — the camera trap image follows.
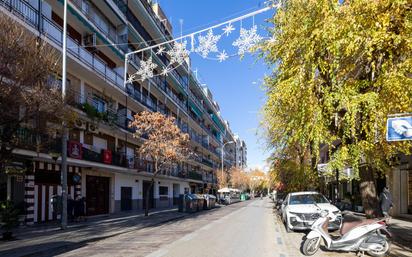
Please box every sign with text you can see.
[386,116,412,141]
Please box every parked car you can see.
[281,191,342,233]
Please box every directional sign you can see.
[386,116,412,141]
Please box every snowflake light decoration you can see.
[196,29,221,58]
[156,46,165,56]
[217,50,228,62]
[161,66,172,76]
[232,25,263,56]
[222,23,235,36]
[135,56,157,81]
[167,41,190,64]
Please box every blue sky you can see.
[158,0,274,171]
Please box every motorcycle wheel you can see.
[367,239,390,257]
[302,237,320,256]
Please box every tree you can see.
[215,168,229,189]
[246,169,267,197]
[260,0,412,215]
[130,111,190,216]
[229,167,249,191]
[0,14,67,173]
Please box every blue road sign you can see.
[386,116,412,141]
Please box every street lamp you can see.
[221,141,235,188]
[60,0,69,230]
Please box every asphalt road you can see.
[57,199,354,257]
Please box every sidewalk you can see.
[342,211,412,257]
[0,208,189,257]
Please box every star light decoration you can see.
[167,41,190,64]
[133,56,157,81]
[156,46,165,56]
[222,23,235,36]
[196,29,221,58]
[217,50,228,62]
[232,25,263,56]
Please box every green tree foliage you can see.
[260,0,412,213]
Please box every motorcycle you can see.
[302,209,391,257]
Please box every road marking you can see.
[145,249,168,257]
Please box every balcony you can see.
[66,89,118,126]
[70,0,124,49]
[138,0,172,40]
[0,0,124,90]
[187,171,203,181]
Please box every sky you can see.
[157,0,274,171]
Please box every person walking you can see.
[380,187,393,219]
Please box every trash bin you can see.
[195,194,204,212]
[203,194,217,209]
[185,194,199,213]
[240,193,246,201]
[209,195,216,208]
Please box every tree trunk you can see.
[359,166,379,218]
[144,178,154,217]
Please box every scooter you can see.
[302,209,390,257]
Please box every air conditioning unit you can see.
[84,33,97,48]
[74,119,86,130]
[87,123,99,134]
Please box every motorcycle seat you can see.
[340,219,377,236]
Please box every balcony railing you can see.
[70,0,121,48]
[0,0,125,90]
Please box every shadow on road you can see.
[0,203,245,257]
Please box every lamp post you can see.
[220,141,235,188]
[60,0,68,230]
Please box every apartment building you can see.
[234,135,247,169]
[0,0,240,224]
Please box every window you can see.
[289,194,329,205]
[159,186,168,196]
[92,96,106,113]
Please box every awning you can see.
[189,100,203,118]
[210,114,226,132]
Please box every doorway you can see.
[86,175,110,216]
[142,180,154,209]
[121,187,132,211]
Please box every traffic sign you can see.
[386,116,412,141]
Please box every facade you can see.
[0,0,241,224]
[318,144,412,218]
[234,135,247,169]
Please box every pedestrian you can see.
[379,187,393,220]
[74,195,86,222]
[67,195,74,222]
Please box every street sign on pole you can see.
[386,116,412,142]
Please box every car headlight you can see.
[333,211,341,216]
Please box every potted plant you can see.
[0,200,20,240]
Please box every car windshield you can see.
[289,194,329,205]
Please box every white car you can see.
[281,191,342,233]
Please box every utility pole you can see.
[61,0,68,230]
